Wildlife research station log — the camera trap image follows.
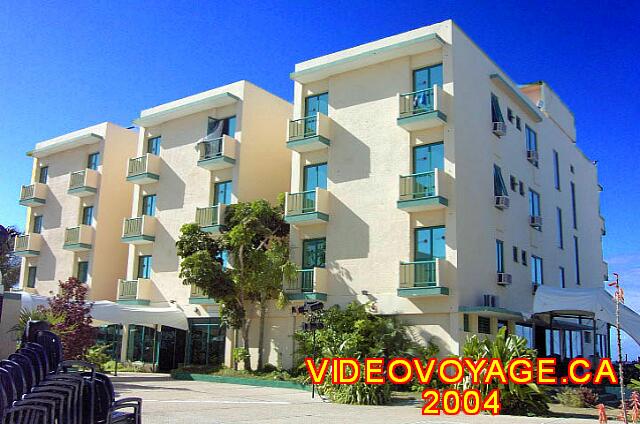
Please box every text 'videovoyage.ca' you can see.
[305,357,619,415]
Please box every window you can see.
[38,166,48,184]
[415,226,446,260]
[528,189,541,217]
[413,143,444,173]
[510,175,518,191]
[463,314,470,332]
[303,163,328,191]
[507,108,514,123]
[87,152,100,170]
[531,255,543,286]
[570,182,577,229]
[302,238,326,269]
[584,331,592,344]
[414,64,443,92]
[305,92,329,117]
[207,116,236,138]
[525,125,537,151]
[26,266,37,288]
[77,261,89,283]
[490,94,504,123]
[496,240,504,273]
[546,329,561,356]
[574,236,581,285]
[213,181,232,205]
[147,136,161,155]
[553,150,561,190]
[570,165,575,174]
[82,206,94,226]
[141,194,156,216]
[516,324,534,348]
[216,250,230,269]
[519,181,525,196]
[516,116,522,130]
[32,215,43,234]
[478,317,491,334]
[521,250,528,266]
[512,246,518,263]
[126,324,157,363]
[556,207,564,249]
[559,266,566,288]
[137,255,152,279]
[493,165,509,196]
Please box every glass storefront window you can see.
[187,318,225,366]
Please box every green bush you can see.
[294,302,430,405]
[555,387,598,408]
[456,327,550,416]
[83,344,112,371]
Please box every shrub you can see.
[556,387,598,408]
[456,327,550,416]
[294,302,429,405]
[84,344,112,371]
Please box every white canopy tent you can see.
[533,286,640,346]
[16,292,189,331]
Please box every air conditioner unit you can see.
[529,215,543,228]
[497,273,512,286]
[494,195,510,210]
[492,122,507,137]
[526,150,539,165]
[483,294,498,308]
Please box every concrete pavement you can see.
[112,373,598,424]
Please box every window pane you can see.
[556,208,563,248]
[27,266,37,288]
[138,255,152,279]
[496,240,504,273]
[147,136,161,155]
[38,166,48,184]
[88,152,100,170]
[413,143,444,173]
[214,181,231,205]
[82,206,93,225]
[302,239,326,268]
[77,261,88,283]
[553,150,560,189]
[303,163,327,191]
[32,215,43,233]
[142,195,156,216]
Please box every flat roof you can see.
[28,122,108,158]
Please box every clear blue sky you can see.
[1,0,639,356]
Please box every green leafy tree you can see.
[0,225,21,291]
[177,198,296,371]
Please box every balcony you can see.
[19,183,48,207]
[117,279,152,305]
[284,267,328,301]
[195,204,226,234]
[397,259,449,297]
[189,284,215,304]
[397,85,448,131]
[284,188,330,226]
[286,113,331,152]
[196,135,236,171]
[127,154,160,184]
[63,225,93,251]
[14,234,42,257]
[121,216,156,244]
[67,169,99,197]
[397,169,448,212]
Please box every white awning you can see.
[15,292,189,331]
[533,286,640,345]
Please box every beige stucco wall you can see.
[17,123,136,300]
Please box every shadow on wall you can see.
[155,160,187,212]
[151,221,180,273]
[329,121,371,184]
[326,195,369,260]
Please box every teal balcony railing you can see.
[399,171,436,201]
[399,88,435,117]
[399,260,437,288]
[288,116,318,140]
[284,269,315,293]
[198,136,224,160]
[196,205,220,227]
[286,190,316,215]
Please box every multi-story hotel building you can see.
[117,80,292,369]
[263,19,609,368]
[5,21,611,370]
[14,122,137,300]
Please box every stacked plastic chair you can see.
[0,320,142,424]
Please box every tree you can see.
[47,277,96,359]
[177,198,296,371]
[0,225,21,291]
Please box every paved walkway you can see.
[112,373,598,424]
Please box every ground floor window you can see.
[186,318,225,366]
[127,324,157,363]
[596,333,608,357]
[96,324,122,359]
[478,316,491,334]
[515,324,534,348]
